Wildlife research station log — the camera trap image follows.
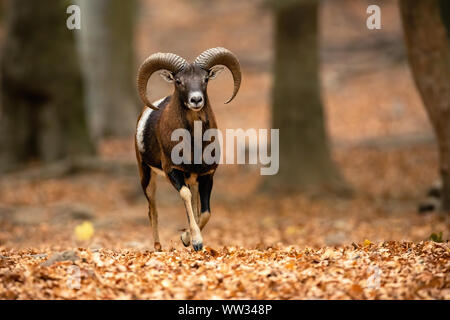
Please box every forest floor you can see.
[1,0,449,300]
[0,143,449,299]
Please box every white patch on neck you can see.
[136,97,166,153]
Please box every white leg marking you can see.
[179,186,203,250]
[181,181,211,245]
[181,182,199,246]
[180,186,192,201]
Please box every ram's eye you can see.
[204,77,209,83]
[175,79,182,85]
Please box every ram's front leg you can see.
[180,182,200,247]
[167,169,203,251]
[181,174,213,246]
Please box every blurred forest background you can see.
[0,0,449,257]
[0,0,449,300]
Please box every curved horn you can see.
[137,53,188,110]
[194,47,241,104]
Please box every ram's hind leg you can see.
[140,163,161,251]
[148,170,161,251]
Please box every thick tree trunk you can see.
[439,0,450,36]
[76,0,138,140]
[0,0,95,173]
[400,0,450,211]
[264,0,346,193]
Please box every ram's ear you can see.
[208,66,224,80]
[159,70,175,83]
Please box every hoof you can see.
[180,232,191,247]
[192,241,203,252]
[154,242,162,252]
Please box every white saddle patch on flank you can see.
[136,97,167,153]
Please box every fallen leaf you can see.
[363,239,372,247]
[75,221,95,241]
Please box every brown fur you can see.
[137,90,219,176]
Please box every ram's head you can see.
[137,47,241,111]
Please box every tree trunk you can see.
[0,0,95,173]
[400,0,450,211]
[264,0,347,193]
[76,0,138,140]
[439,0,450,37]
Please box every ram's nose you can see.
[190,95,203,104]
[188,92,204,110]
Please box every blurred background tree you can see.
[76,0,138,141]
[439,0,450,35]
[0,0,94,173]
[264,0,347,193]
[399,0,450,211]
